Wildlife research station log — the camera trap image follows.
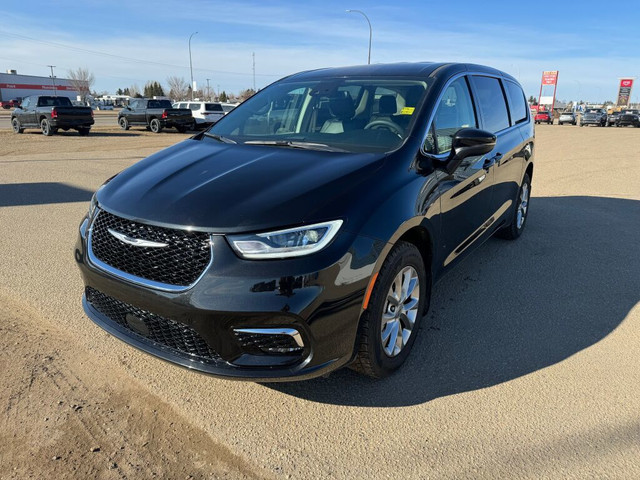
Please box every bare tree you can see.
[167,76,188,101]
[128,83,142,98]
[67,68,95,101]
[237,88,256,102]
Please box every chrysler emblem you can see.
[107,228,168,248]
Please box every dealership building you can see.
[0,70,79,102]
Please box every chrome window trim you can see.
[233,327,305,348]
[86,208,215,293]
[419,71,526,158]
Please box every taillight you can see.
[51,108,57,119]
[161,111,168,119]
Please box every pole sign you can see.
[617,78,634,106]
[542,71,559,85]
[538,71,560,113]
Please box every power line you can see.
[0,30,282,78]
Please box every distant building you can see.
[0,69,79,101]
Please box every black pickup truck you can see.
[11,95,94,136]
[118,99,193,133]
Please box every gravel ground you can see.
[0,124,638,479]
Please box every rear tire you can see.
[11,117,23,134]
[118,117,129,130]
[78,128,90,136]
[40,118,53,136]
[496,173,531,240]
[350,241,428,378]
[149,118,162,133]
[176,126,187,133]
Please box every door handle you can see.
[483,153,503,170]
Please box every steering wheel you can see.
[364,119,403,137]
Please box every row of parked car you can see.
[9,96,236,136]
[534,108,640,127]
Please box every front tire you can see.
[351,241,428,378]
[118,117,129,130]
[149,118,162,133]
[11,117,23,134]
[496,173,531,240]
[41,118,53,136]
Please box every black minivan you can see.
[76,62,534,381]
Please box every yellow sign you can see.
[400,107,415,115]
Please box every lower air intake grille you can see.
[85,287,220,361]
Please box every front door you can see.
[426,76,497,271]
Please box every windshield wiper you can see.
[243,140,347,152]
[203,132,237,144]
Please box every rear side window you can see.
[205,103,224,112]
[189,104,200,111]
[425,76,477,155]
[504,80,528,125]
[472,76,510,133]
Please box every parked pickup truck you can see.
[118,99,193,133]
[11,95,94,136]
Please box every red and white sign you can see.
[0,83,75,91]
[617,78,634,106]
[541,71,559,85]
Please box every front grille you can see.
[90,210,211,287]
[234,331,303,355]
[85,287,220,361]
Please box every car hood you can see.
[97,138,386,233]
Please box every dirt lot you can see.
[0,125,639,479]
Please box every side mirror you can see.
[443,128,496,174]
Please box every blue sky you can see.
[1,0,638,102]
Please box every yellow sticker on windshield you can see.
[400,107,415,115]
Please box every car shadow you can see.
[264,196,639,407]
[0,182,93,207]
[22,131,143,137]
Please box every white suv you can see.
[173,101,225,127]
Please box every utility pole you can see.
[206,78,211,101]
[252,52,256,91]
[48,65,57,96]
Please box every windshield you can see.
[207,77,429,153]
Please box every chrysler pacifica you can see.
[76,62,534,380]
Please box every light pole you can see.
[346,9,372,64]
[189,31,198,100]
[47,65,57,96]
[206,78,211,101]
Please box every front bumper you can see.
[75,213,382,381]
[581,118,604,125]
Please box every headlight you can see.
[88,192,98,218]
[228,220,343,259]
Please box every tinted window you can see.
[426,76,477,154]
[504,80,528,124]
[38,96,73,107]
[205,103,224,112]
[472,76,510,133]
[189,103,200,111]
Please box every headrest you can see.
[329,96,355,120]
[379,95,397,115]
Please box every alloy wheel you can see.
[380,266,420,357]
[517,183,529,229]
